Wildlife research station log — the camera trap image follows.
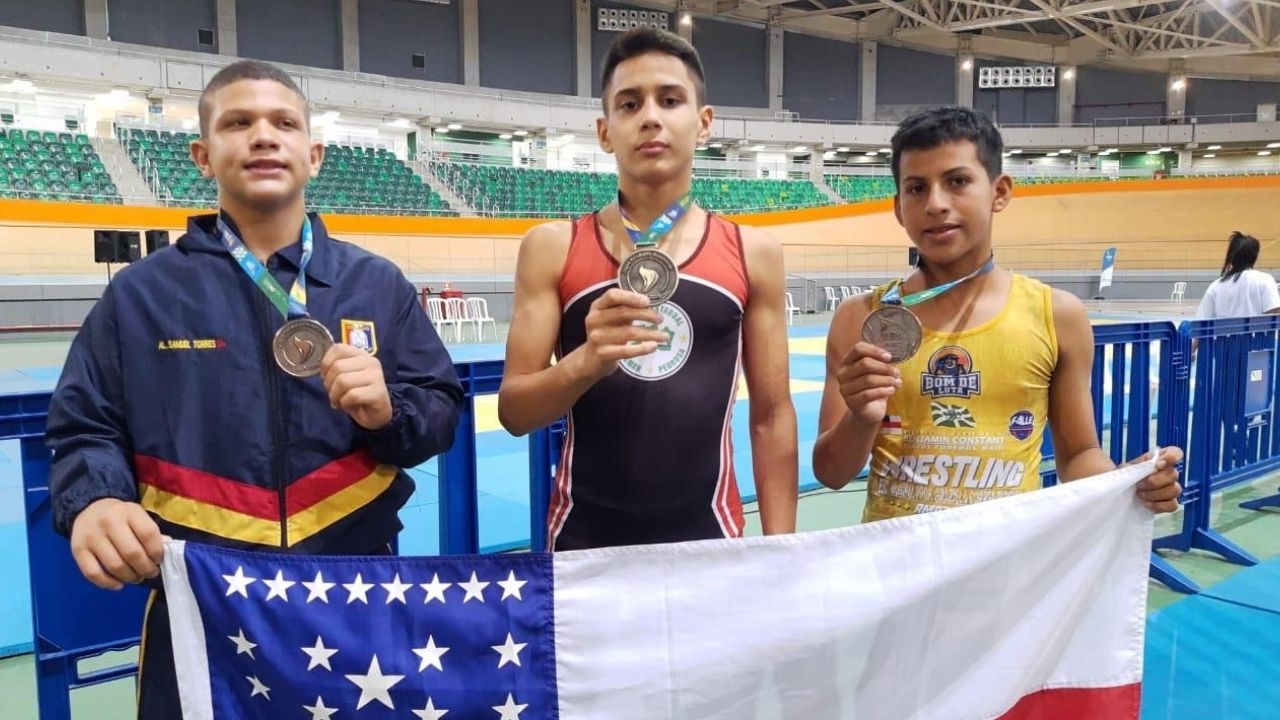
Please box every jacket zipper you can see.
[254,291,290,549]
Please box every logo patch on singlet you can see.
[931,402,977,428]
[921,346,981,399]
[619,302,694,381]
[1009,410,1035,440]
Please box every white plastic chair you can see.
[849,285,863,295]
[840,286,853,300]
[425,298,461,342]
[823,286,839,311]
[466,297,497,341]
[1170,281,1187,302]
[785,292,798,326]
[445,297,470,341]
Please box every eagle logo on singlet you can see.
[620,302,694,381]
[921,346,981,399]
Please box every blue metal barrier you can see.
[1168,316,1280,569]
[3,392,148,720]
[8,360,562,720]
[1064,322,1198,594]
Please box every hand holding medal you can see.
[575,288,667,381]
[320,344,393,430]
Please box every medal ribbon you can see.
[217,214,314,320]
[618,191,694,248]
[882,254,996,307]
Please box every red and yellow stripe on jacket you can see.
[135,450,397,546]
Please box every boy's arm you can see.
[813,295,897,489]
[47,285,164,589]
[497,222,666,436]
[740,227,798,534]
[1048,289,1182,511]
[343,276,465,468]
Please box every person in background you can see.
[1195,231,1280,318]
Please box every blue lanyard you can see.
[217,214,313,320]
[883,255,996,307]
[618,192,694,248]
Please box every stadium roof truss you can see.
[696,0,1280,61]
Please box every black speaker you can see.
[119,231,142,263]
[145,229,170,254]
[93,230,116,263]
[908,247,920,267]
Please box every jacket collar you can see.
[180,211,336,286]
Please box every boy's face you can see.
[597,52,713,186]
[893,140,1011,266]
[191,79,323,214]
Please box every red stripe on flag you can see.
[135,455,279,520]
[998,683,1141,720]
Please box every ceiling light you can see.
[880,148,891,153]
[1059,148,1071,154]
[1207,145,1222,150]
[680,12,692,26]
[389,118,411,128]
[1046,152,1060,157]
[751,145,766,152]
[1259,150,1272,156]
[447,123,462,130]
[1268,142,1280,148]
[434,126,449,133]
[865,151,878,156]
[513,130,528,137]
[1203,154,1216,158]
[836,146,850,152]
[498,133,513,140]
[2,79,35,94]
[1158,147,1172,152]
[1171,79,1185,91]
[709,142,723,148]
[790,145,808,153]
[1009,149,1022,155]
[1063,68,1076,80]
[961,59,973,71]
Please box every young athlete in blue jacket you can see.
[46,60,463,717]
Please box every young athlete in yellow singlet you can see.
[812,106,1182,520]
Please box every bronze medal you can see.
[272,318,333,378]
[619,248,679,306]
[861,305,923,364]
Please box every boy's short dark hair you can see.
[890,106,1003,187]
[600,26,706,108]
[197,60,309,137]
